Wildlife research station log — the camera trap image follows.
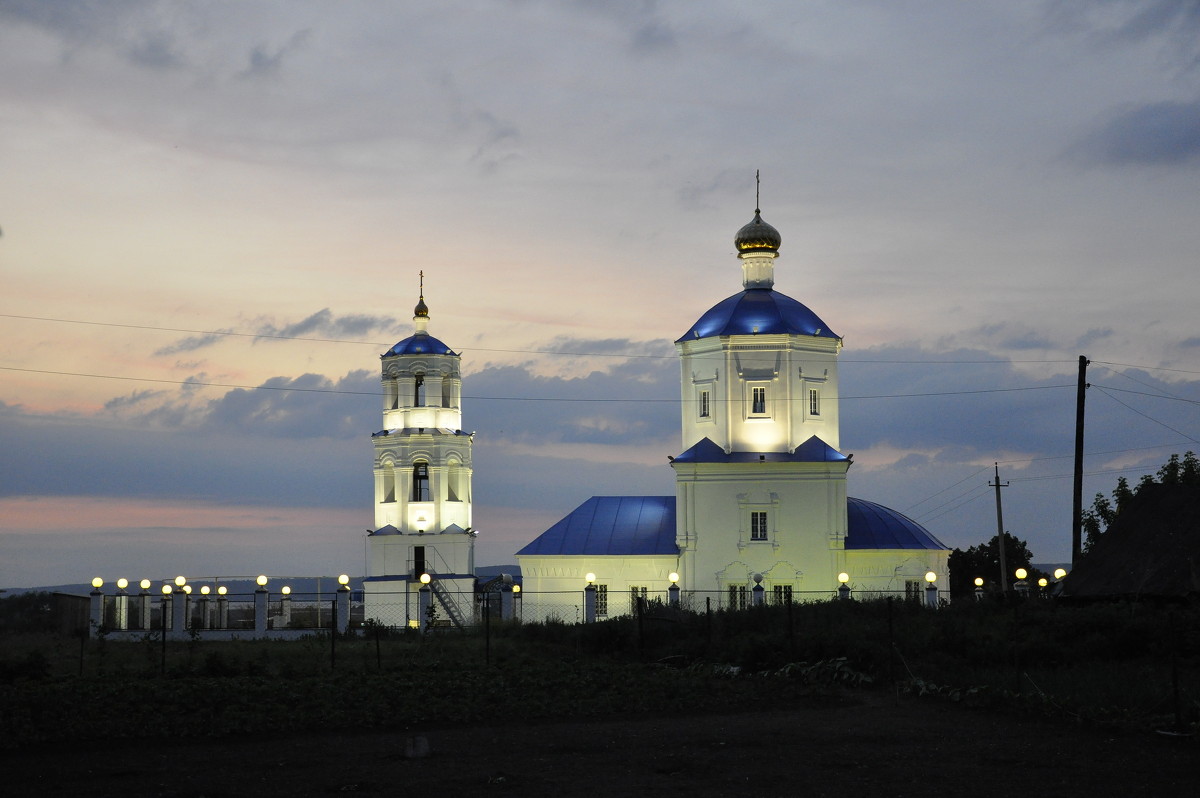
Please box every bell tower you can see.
[363,274,476,628]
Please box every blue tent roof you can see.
[515,496,677,556]
[517,494,945,557]
[672,436,848,464]
[845,497,948,550]
[677,288,839,343]
[383,332,457,357]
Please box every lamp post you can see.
[973,576,984,602]
[924,571,938,609]
[668,572,680,608]
[583,572,597,623]
[1014,568,1029,598]
[837,572,851,601]
[138,579,152,630]
[418,572,432,631]
[751,573,765,606]
[280,586,292,628]
[500,574,515,621]
[336,574,351,634]
[254,575,269,635]
[198,586,211,629]
[114,578,130,630]
[89,578,104,636]
[512,583,522,621]
[172,576,189,639]
[216,585,229,629]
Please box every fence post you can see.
[500,586,514,621]
[88,587,103,638]
[418,583,432,632]
[583,584,597,623]
[336,584,351,634]
[254,587,269,637]
[172,587,189,640]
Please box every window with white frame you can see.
[751,386,767,415]
[728,584,747,610]
[809,388,821,416]
[773,584,793,605]
[750,511,769,541]
[629,586,648,614]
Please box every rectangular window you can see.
[809,388,820,416]
[727,584,747,610]
[750,511,768,541]
[596,584,608,618]
[629,586,648,614]
[414,375,425,407]
[412,462,430,502]
[698,390,710,419]
[905,580,923,603]
[773,585,793,605]
[751,386,767,414]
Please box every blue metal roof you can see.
[517,493,944,557]
[672,436,848,464]
[845,497,948,550]
[677,288,839,343]
[383,332,457,357]
[515,496,678,557]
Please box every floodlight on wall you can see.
[116,578,129,590]
[91,578,103,589]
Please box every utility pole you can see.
[1072,355,1090,568]
[990,463,1009,594]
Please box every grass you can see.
[1,597,1197,748]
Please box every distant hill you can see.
[1062,483,1200,599]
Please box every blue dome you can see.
[677,288,839,342]
[845,497,948,550]
[383,332,457,357]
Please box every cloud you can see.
[239,29,311,79]
[255,308,401,341]
[154,332,228,356]
[1070,100,1200,167]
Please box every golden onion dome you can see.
[414,293,428,318]
[734,210,781,253]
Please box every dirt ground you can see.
[5,692,1197,798]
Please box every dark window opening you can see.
[412,462,430,501]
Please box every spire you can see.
[735,172,781,289]
[413,271,430,334]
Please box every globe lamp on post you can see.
[924,571,938,609]
[837,572,851,601]
[668,572,680,608]
[583,572,597,623]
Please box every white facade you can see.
[363,285,477,628]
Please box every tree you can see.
[1080,451,1198,552]
[948,531,1041,599]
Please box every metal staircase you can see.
[429,578,468,629]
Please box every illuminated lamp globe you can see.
[338,574,350,586]
[91,577,103,589]
[419,573,431,585]
[669,572,679,584]
[1038,578,1048,588]
[1054,568,1067,580]
[217,586,227,596]
[183,585,192,594]
[924,571,937,584]
[1015,568,1028,580]
[585,572,596,584]
[512,585,521,594]
[256,575,268,587]
[200,586,210,595]
[116,578,129,590]
[837,572,850,584]
[281,586,291,596]
[161,585,172,595]
[174,575,186,587]
[974,577,984,587]
[139,579,151,590]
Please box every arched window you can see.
[411,461,430,501]
[414,374,425,407]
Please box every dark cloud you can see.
[969,322,1055,351]
[239,29,311,79]
[127,31,183,69]
[1049,0,1200,66]
[1075,328,1114,348]
[103,389,166,411]
[1180,337,1200,348]
[255,308,401,341]
[1070,100,1200,167]
[153,332,228,356]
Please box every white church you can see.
[363,205,949,626]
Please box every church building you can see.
[516,207,949,618]
[362,279,477,628]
